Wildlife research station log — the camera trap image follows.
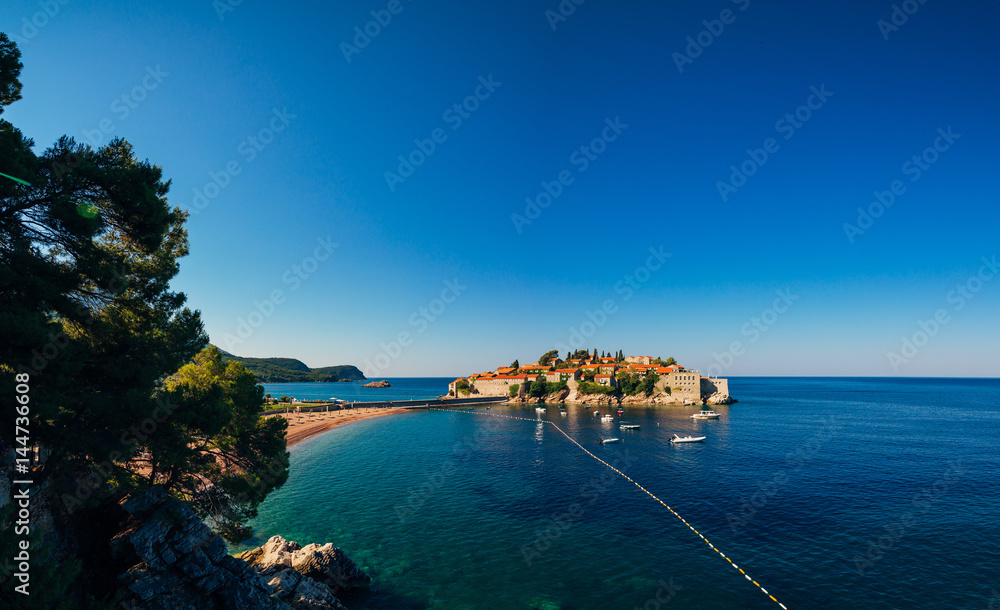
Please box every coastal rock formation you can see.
[238,535,371,594]
[705,392,737,405]
[111,486,288,610]
[110,487,369,610]
[361,380,391,388]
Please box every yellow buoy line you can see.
[431,407,789,609]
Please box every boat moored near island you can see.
[671,434,706,443]
[691,410,720,419]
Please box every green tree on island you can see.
[538,350,559,366]
[509,359,519,369]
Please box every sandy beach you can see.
[270,407,410,447]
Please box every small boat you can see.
[501,402,509,406]
[535,407,546,412]
[671,434,706,443]
[584,405,592,409]
[617,409,624,415]
[620,423,640,430]
[691,410,720,419]
[486,406,492,410]
[560,411,567,416]
[600,438,621,444]
[601,415,615,421]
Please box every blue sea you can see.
[260,378,453,403]
[239,378,1000,609]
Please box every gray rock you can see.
[239,535,371,593]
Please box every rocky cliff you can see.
[109,487,369,609]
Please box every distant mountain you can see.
[218,350,366,383]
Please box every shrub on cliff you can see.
[577,382,615,395]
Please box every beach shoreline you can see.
[271,407,410,447]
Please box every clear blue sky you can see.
[4,0,998,377]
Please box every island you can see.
[447,350,734,406]
[362,380,392,388]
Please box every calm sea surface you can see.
[239,378,1000,609]
[261,378,452,403]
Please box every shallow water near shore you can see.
[238,378,1000,609]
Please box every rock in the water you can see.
[238,535,371,594]
[112,487,288,610]
[361,380,391,388]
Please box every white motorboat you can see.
[691,410,720,419]
[560,410,567,416]
[620,423,640,430]
[600,438,621,444]
[601,415,615,421]
[671,434,706,443]
[535,407,546,412]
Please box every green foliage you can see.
[638,372,660,396]
[0,38,290,602]
[455,379,469,390]
[509,384,519,397]
[616,372,641,395]
[510,359,519,369]
[0,34,23,112]
[576,381,615,395]
[651,356,676,366]
[538,350,559,366]
[157,347,290,543]
[528,379,548,398]
[569,349,590,360]
[1,36,208,497]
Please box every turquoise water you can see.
[261,378,452,402]
[239,378,1000,609]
